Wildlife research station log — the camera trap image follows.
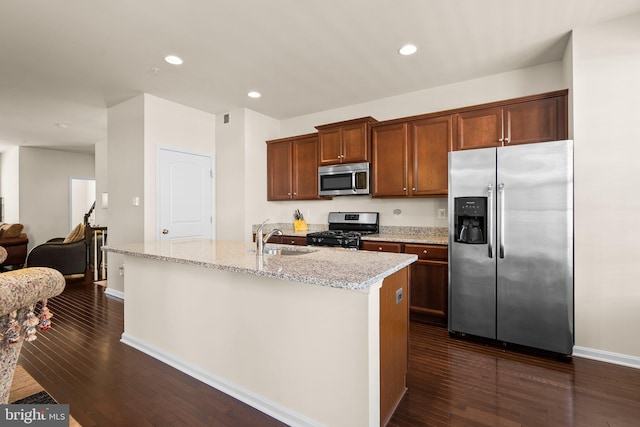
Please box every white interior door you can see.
[158,147,214,240]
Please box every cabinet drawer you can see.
[282,236,307,246]
[404,244,448,261]
[361,241,403,253]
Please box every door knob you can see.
[162,229,169,235]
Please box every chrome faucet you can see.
[256,219,283,254]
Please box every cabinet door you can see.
[371,123,409,197]
[455,107,503,150]
[266,141,293,200]
[342,122,369,163]
[318,127,343,165]
[409,260,448,326]
[505,97,561,146]
[411,116,453,196]
[292,135,319,200]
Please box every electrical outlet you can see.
[438,208,446,219]
[395,288,403,304]
[119,264,125,276]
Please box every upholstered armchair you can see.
[0,266,65,403]
[0,223,29,270]
[26,224,88,276]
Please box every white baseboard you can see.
[573,346,640,370]
[120,333,323,427]
[104,287,124,300]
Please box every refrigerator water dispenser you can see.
[454,197,487,244]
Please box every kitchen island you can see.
[104,239,416,427]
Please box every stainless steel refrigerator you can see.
[448,140,574,355]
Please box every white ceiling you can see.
[2,0,640,154]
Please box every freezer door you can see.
[496,140,574,354]
[448,148,497,339]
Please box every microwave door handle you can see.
[352,173,357,193]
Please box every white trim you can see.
[573,346,640,370]
[104,287,124,300]
[120,333,324,427]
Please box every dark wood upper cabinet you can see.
[456,107,503,150]
[316,116,377,165]
[371,115,453,197]
[411,115,453,196]
[265,90,568,201]
[454,91,568,150]
[371,122,409,197]
[266,133,319,201]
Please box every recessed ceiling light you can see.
[247,91,261,98]
[164,55,183,65]
[54,122,69,128]
[398,44,418,56]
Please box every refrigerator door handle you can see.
[498,183,505,258]
[487,184,494,258]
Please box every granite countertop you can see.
[104,239,417,291]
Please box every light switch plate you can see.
[438,208,446,219]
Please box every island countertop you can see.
[104,239,417,290]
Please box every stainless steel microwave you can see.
[318,162,370,196]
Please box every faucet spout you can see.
[263,229,283,248]
[256,220,283,254]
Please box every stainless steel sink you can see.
[250,247,317,256]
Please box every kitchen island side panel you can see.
[122,255,381,427]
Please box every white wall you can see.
[571,13,640,358]
[215,108,280,241]
[244,61,567,231]
[243,109,280,241]
[18,147,94,250]
[107,94,216,292]
[0,147,20,223]
[143,94,215,242]
[107,95,145,293]
[215,109,247,241]
[94,139,108,226]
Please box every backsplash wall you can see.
[261,196,448,229]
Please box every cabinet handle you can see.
[504,137,511,144]
[498,138,504,143]
[378,247,383,251]
[403,187,407,191]
[423,250,428,254]
[412,188,416,191]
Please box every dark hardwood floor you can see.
[19,279,640,426]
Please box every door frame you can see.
[156,145,215,241]
[68,176,96,231]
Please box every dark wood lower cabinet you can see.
[408,260,448,326]
[363,241,449,327]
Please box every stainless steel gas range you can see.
[306,212,379,249]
